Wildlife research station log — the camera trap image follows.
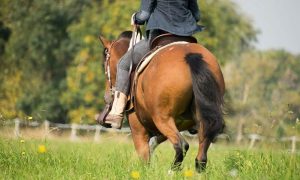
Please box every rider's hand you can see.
[131,12,147,26]
[130,13,136,26]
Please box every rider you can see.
[105,0,203,129]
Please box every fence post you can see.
[14,118,20,138]
[249,138,256,149]
[248,134,260,149]
[44,120,50,139]
[94,125,101,142]
[70,124,78,141]
[291,136,296,153]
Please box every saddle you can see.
[150,33,197,50]
[125,34,197,112]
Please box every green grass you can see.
[0,137,299,180]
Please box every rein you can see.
[129,25,143,86]
[104,26,143,101]
[97,26,143,126]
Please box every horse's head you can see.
[99,31,132,104]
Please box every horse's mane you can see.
[117,31,132,40]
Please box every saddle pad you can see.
[136,41,189,74]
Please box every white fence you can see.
[6,118,131,142]
[1,119,299,153]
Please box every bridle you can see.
[103,40,117,102]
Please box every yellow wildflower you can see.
[38,145,47,153]
[28,116,33,120]
[130,170,140,179]
[184,169,194,177]
[20,139,25,143]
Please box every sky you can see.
[232,0,300,54]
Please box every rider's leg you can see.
[106,39,149,129]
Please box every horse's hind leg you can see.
[195,122,211,173]
[128,112,150,162]
[153,116,189,170]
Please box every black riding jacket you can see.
[135,0,202,36]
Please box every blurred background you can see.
[0,0,299,143]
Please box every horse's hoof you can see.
[195,159,207,173]
[171,163,183,171]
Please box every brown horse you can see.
[99,31,225,172]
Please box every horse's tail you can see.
[185,53,224,141]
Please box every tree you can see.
[0,0,90,122]
[224,50,300,141]
[0,21,11,55]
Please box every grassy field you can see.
[0,137,299,180]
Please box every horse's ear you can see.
[99,35,111,48]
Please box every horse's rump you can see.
[134,43,225,139]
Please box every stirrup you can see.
[96,104,112,128]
